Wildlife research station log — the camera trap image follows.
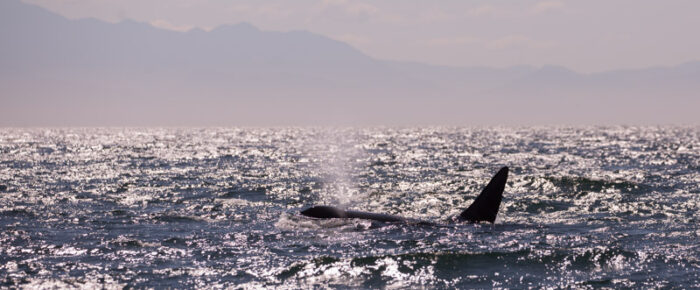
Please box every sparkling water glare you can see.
[1,127,699,288]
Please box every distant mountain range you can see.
[1,0,698,125]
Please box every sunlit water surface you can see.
[1,127,699,288]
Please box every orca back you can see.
[300,167,509,224]
[301,206,347,218]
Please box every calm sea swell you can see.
[1,127,698,288]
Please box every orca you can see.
[301,166,509,224]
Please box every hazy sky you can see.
[23,0,700,73]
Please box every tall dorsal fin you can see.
[460,166,508,223]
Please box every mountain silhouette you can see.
[1,0,698,125]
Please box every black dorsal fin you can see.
[459,166,509,223]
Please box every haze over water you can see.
[3,0,700,126]
[1,127,698,288]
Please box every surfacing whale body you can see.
[301,166,509,224]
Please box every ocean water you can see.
[1,127,699,288]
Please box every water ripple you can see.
[1,126,698,287]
